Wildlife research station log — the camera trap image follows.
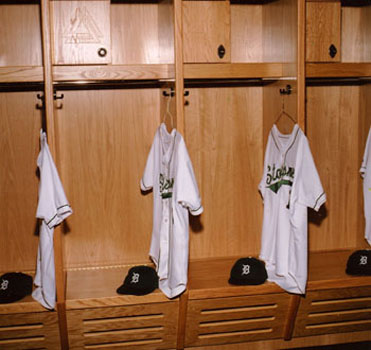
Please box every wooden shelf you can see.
[53,64,174,82]
[186,249,371,300]
[0,66,43,83]
[66,265,174,310]
[0,295,48,315]
[187,256,284,300]
[306,63,371,78]
[307,249,371,290]
[184,63,286,80]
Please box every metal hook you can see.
[162,88,175,97]
[279,84,292,95]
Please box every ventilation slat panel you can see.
[185,293,290,347]
[200,304,278,322]
[0,338,46,350]
[294,287,371,337]
[307,308,371,325]
[67,301,178,350]
[84,327,165,345]
[310,297,371,313]
[83,314,164,332]
[199,317,275,334]
[0,312,60,350]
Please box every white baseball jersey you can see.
[141,123,203,298]
[32,130,72,309]
[259,124,326,294]
[360,127,371,245]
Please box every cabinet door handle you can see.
[218,45,226,59]
[329,44,337,58]
[98,48,108,58]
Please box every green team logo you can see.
[159,173,174,199]
[266,164,294,193]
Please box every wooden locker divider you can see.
[41,0,69,348]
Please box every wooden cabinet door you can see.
[51,0,111,65]
[183,1,230,63]
[306,1,341,62]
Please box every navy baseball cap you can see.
[346,250,371,276]
[0,272,33,304]
[229,257,268,285]
[117,266,158,296]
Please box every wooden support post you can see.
[283,294,302,341]
[177,290,189,350]
[40,0,69,349]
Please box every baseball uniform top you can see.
[259,124,326,294]
[360,127,371,245]
[32,130,72,309]
[141,123,203,298]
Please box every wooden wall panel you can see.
[184,87,263,260]
[263,0,297,67]
[0,92,42,272]
[111,3,162,64]
[231,5,263,63]
[55,89,161,269]
[306,86,362,251]
[0,4,42,67]
[342,6,371,63]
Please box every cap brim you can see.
[116,284,157,296]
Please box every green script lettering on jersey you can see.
[266,164,295,194]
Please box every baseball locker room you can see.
[0,0,371,349]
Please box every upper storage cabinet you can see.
[306,0,371,63]
[183,0,231,63]
[51,0,174,66]
[51,0,111,64]
[183,0,299,65]
[306,1,341,62]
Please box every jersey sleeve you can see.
[36,131,72,229]
[176,138,203,216]
[298,138,326,211]
[140,140,155,191]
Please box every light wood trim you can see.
[306,63,371,77]
[297,0,305,130]
[53,64,174,82]
[184,63,283,79]
[0,66,43,83]
[173,0,184,134]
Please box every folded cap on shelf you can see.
[0,272,33,304]
[117,265,158,296]
[229,257,268,285]
[346,250,371,276]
